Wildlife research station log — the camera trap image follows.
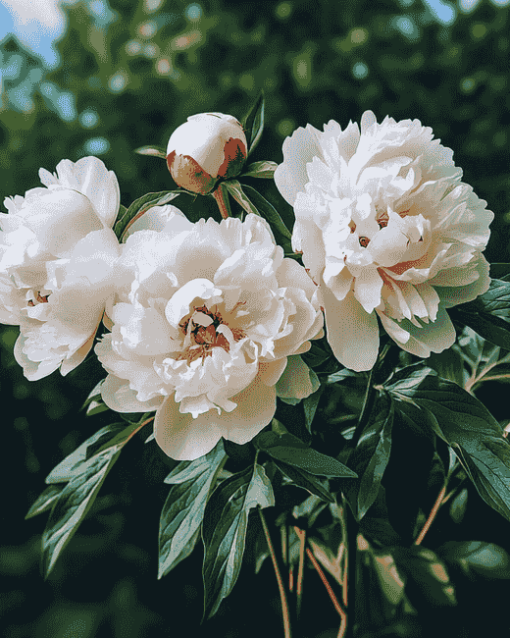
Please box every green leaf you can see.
[85,421,144,458]
[438,541,510,579]
[274,460,334,503]
[80,380,104,411]
[344,393,394,520]
[449,488,468,523]
[461,437,510,522]
[134,145,167,159]
[113,190,181,241]
[387,369,510,522]
[292,493,328,526]
[240,160,278,179]
[451,279,510,350]
[241,90,264,156]
[80,380,110,417]
[301,341,331,369]
[303,384,323,433]
[240,184,292,240]
[41,448,120,577]
[255,431,357,478]
[46,421,144,484]
[223,180,259,215]
[388,369,502,442]
[325,369,359,384]
[392,546,456,608]
[25,485,63,520]
[202,463,274,619]
[158,441,226,578]
[45,427,114,484]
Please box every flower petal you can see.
[53,156,120,228]
[101,373,163,413]
[122,203,191,241]
[154,395,223,460]
[275,124,324,206]
[321,285,379,371]
[378,305,456,357]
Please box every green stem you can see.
[259,508,292,638]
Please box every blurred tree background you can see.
[1,1,510,636]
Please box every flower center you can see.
[27,291,49,307]
[178,303,246,365]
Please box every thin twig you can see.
[306,545,347,626]
[296,528,306,619]
[337,613,348,638]
[294,526,346,622]
[260,509,292,638]
[415,484,448,546]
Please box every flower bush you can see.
[275,111,494,371]
[6,95,510,638]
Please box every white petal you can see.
[54,156,120,228]
[154,395,223,460]
[354,267,384,313]
[22,189,104,258]
[378,306,456,357]
[323,262,353,301]
[13,329,61,381]
[321,285,379,371]
[258,358,288,386]
[361,110,377,133]
[211,374,277,445]
[434,255,490,308]
[367,224,410,268]
[274,124,324,206]
[101,373,163,413]
[60,331,97,376]
[122,203,190,241]
[165,279,221,326]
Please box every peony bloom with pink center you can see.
[275,111,494,371]
[95,210,324,460]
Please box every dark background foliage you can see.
[1,1,510,636]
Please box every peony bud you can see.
[166,112,248,194]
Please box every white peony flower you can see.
[275,111,494,371]
[13,228,121,380]
[166,113,247,194]
[1,156,120,285]
[0,156,122,379]
[95,210,324,460]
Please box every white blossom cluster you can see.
[0,111,493,459]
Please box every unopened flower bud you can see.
[166,112,248,194]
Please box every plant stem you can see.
[296,528,306,619]
[211,184,231,218]
[259,508,292,638]
[414,484,448,546]
[304,537,347,622]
